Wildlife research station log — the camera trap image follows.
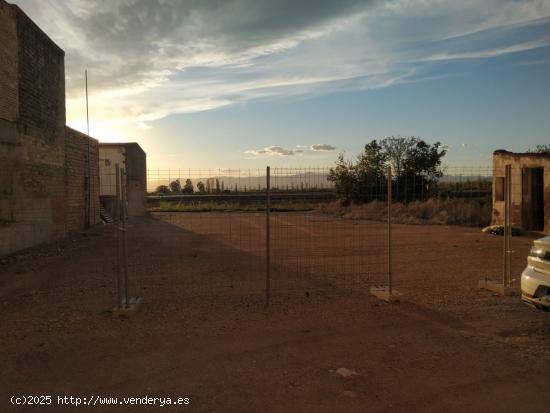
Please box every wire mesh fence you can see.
[138,167,381,305]
[92,164,545,310]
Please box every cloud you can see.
[245,146,300,156]
[310,144,337,152]
[246,144,336,156]
[11,0,550,131]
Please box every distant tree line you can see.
[155,178,232,195]
[154,178,334,195]
[328,136,447,204]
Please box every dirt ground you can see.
[1,212,550,412]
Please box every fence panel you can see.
[385,166,515,307]
[269,167,388,300]
[139,167,391,305]
[141,169,268,306]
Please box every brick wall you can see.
[65,127,100,232]
[0,0,18,121]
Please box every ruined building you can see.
[492,150,549,233]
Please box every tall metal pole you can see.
[503,164,512,287]
[115,164,124,309]
[85,70,90,136]
[121,167,129,308]
[265,166,271,307]
[85,70,91,228]
[387,166,393,296]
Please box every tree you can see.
[197,181,206,194]
[169,179,181,193]
[215,179,221,193]
[155,185,171,194]
[328,136,446,204]
[182,179,194,194]
[391,137,446,201]
[206,179,211,193]
[528,144,550,154]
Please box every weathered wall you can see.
[0,2,68,255]
[492,151,550,234]
[99,145,125,197]
[16,7,65,143]
[0,0,18,122]
[65,127,100,231]
[99,143,147,216]
[0,123,67,255]
[124,144,147,216]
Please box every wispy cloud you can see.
[12,0,550,132]
[245,146,303,156]
[311,144,337,152]
[245,144,337,156]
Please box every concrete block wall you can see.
[0,0,18,121]
[0,1,102,255]
[0,2,68,255]
[16,7,65,143]
[0,122,67,255]
[65,127,101,232]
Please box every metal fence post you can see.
[387,166,393,296]
[121,167,129,308]
[503,164,512,287]
[115,163,124,309]
[265,166,271,307]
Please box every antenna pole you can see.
[85,70,91,227]
[85,69,90,135]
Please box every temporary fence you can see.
[138,167,382,305]
[100,164,538,309]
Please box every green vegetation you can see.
[155,185,171,194]
[527,144,550,154]
[328,136,447,204]
[148,201,316,213]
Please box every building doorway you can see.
[522,167,544,231]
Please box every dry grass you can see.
[319,198,491,227]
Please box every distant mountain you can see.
[147,170,491,192]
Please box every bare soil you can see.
[1,212,549,412]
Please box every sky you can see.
[11,0,550,170]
